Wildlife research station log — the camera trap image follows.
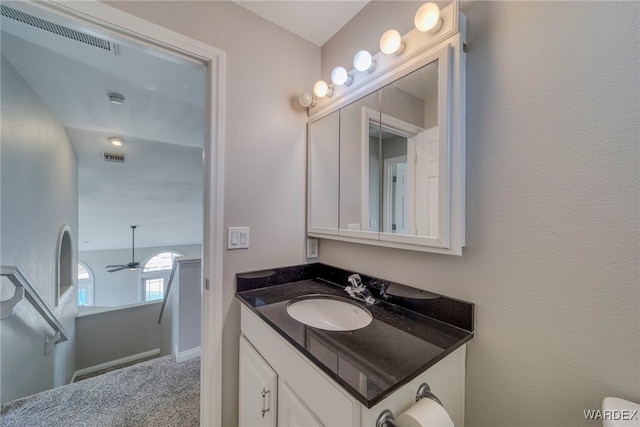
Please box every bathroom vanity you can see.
[236,264,473,426]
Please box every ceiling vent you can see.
[104,152,126,164]
[1,5,114,52]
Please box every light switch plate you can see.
[228,227,250,249]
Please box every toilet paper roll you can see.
[396,398,454,427]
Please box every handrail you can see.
[1,265,69,351]
[157,259,178,324]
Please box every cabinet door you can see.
[239,336,277,427]
[308,110,340,236]
[278,380,324,427]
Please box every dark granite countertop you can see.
[236,263,473,408]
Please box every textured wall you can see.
[104,2,319,425]
[320,2,639,426]
[79,244,201,307]
[1,55,78,403]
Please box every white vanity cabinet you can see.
[239,336,277,426]
[277,380,323,427]
[239,305,467,427]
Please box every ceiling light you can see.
[108,136,125,147]
[414,2,443,34]
[380,29,406,55]
[108,92,126,105]
[313,80,333,98]
[353,50,376,73]
[331,66,352,86]
[299,92,315,108]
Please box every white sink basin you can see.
[286,295,373,331]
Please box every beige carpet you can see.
[0,355,199,427]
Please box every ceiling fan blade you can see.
[105,226,141,273]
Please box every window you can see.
[140,251,182,302]
[77,261,94,306]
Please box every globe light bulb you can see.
[414,2,443,33]
[353,50,375,73]
[331,66,352,86]
[380,29,405,55]
[312,80,333,98]
[299,92,313,108]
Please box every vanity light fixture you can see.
[313,80,334,98]
[353,50,376,73]
[298,92,315,108]
[299,0,452,109]
[108,92,126,105]
[414,2,444,34]
[331,66,353,86]
[380,29,406,55]
[108,136,125,146]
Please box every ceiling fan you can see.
[105,225,142,273]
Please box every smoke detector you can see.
[108,136,125,147]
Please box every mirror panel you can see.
[379,60,439,237]
[308,110,339,234]
[339,90,380,237]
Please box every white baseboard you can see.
[175,346,200,363]
[71,348,160,383]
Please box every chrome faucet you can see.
[345,274,378,305]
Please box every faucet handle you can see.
[345,286,357,298]
[348,274,362,288]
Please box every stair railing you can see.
[1,265,69,353]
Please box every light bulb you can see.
[313,80,333,98]
[353,50,375,73]
[108,137,125,146]
[331,66,352,86]
[414,2,443,34]
[299,92,314,108]
[380,29,405,55]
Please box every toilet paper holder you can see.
[375,383,444,427]
[415,382,443,406]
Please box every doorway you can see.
[0,1,224,424]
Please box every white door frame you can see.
[16,2,225,425]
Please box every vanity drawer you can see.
[241,305,359,426]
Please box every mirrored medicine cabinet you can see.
[307,9,466,255]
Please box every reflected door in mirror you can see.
[340,91,380,234]
[379,60,439,238]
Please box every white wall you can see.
[176,259,201,356]
[79,244,201,306]
[320,2,640,427]
[75,301,161,370]
[0,55,78,403]
[105,2,318,425]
